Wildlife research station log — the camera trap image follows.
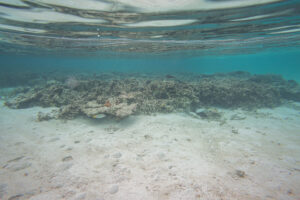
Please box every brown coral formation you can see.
[104,100,111,107]
[3,71,300,119]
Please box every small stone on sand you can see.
[109,185,119,194]
[235,170,246,178]
[113,152,122,159]
[62,156,73,162]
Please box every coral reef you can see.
[81,99,137,119]
[4,72,300,120]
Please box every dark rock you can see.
[235,170,246,178]
[62,156,73,162]
[196,108,222,120]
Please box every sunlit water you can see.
[0,0,300,56]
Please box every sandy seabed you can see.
[0,100,300,200]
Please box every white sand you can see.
[0,100,300,200]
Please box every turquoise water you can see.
[1,48,300,78]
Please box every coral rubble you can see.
[3,72,300,119]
